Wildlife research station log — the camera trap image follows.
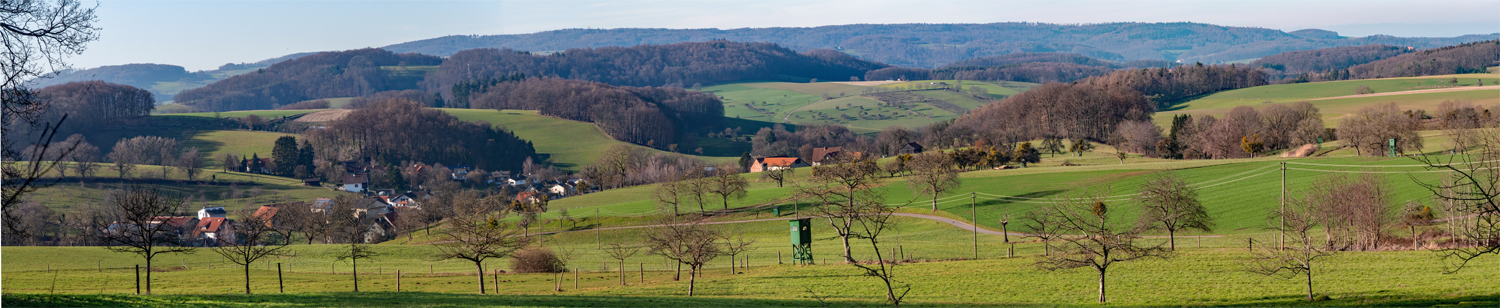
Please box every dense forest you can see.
[173,48,442,111]
[383,22,1498,68]
[468,78,723,150]
[865,52,1180,83]
[424,41,885,102]
[303,98,537,172]
[1250,44,1411,77]
[1082,63,1269,109]
[1345,40,1500,79]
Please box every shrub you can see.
[1354,85,1374,95]
[510,248,566,273]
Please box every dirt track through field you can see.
[1306,85,1500,101]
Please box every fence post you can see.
[574,268,579,289]
[396,270,401,292]
[135,264,140,295]
[778,251,782,264]
[277,263,284,293]
[1008,243,1014,258]
[494,269,499,294]
[639,263,644,284]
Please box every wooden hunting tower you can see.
[790,218,813,264]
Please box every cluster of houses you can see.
[337,161,587,204]
[747,143,923,173]
[141,206,236,247]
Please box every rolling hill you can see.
[383,22,1499,68]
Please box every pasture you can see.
[1158,73,1500,126]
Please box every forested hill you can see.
[173,48,443,111]
[382,22,1499,68]
[27,53,314,103]
[427,41,885,105]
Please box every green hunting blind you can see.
[790,218,813,264]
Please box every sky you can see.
[69,0,1500,71]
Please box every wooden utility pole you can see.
[1280,162,1286,250]
[596,208,601,249]
[971,192,978,259]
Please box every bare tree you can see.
[705,165,748,212]
[432,192,526,294]
[277,202,330,244]
[1134,172,1213,251]
[176,147,205,180]
[654,174,689,216]
[2,0,100,230]
[93,186,195,295]
[336,242,380,292]
[1020,206,1064,256]
[328,195,380,291]
[216,153,240,173]
[720,231,756,274]
[906,152,960,212]
[107,149,135,178]
[1036,189,1167,303]
[798,160,884,263]
[1246,184,1333,301]
[758,164,793,187]
[604,243,641,284]
[212,211,291,294]
[844,195,908,306]
[1411,128,1500,272]
[644,215,723,296]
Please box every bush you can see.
[1354,85,1374,95]
[1313,295,1332,301]
[510,248,566,273]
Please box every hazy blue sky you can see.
[70,0,1499,71]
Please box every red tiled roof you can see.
[761,157,801,167]
[151,216,196,228]
[193,217,228,237]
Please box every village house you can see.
[192,217,234,246]
[809,147,863,166]
[342,173,369,193]
[197,206,227,219]
[148,216,199,238]
[749,157,808,172]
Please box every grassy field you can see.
[709,80,1035,133]
[3,228,1495,307]
[1158,73,1500,126]
[441,109,737,170]
[23,163,347,213]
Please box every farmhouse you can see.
[192,217,234,246]
[749,157,808,172]
[809,147,864,166]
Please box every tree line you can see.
[1250,44,1412,82]
[423,41,885,102]
[304,98,537,173]
[468,78,723,151]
